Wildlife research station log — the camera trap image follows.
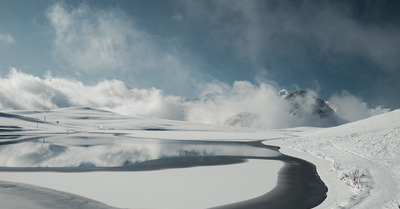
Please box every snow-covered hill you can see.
[273,109,400,209]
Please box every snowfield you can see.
[269,109,400,209]
[0,107,399,208]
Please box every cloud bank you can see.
[0,69,388,128]
[0,68,185,120]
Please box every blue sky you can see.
[1,0,400,109]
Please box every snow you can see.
[0,180,115,209]
[267,109,400,209]
[1,107,400,208]
[0,160,282,209]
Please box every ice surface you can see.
[0,160,282,209]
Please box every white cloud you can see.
[186,80,294,128]
[46,3,144,72]
[0,33,15,44]
[328,90,390,122]
[46,3,193,82]
[0,68,184,120]
[45,3,199,96]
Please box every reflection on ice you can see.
[0,135,281,167]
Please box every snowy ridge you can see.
[278,109,400,208]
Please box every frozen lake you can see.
[0,138,326,209]
[0,108,327,208]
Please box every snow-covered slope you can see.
[275,109,400,209]
[0,180,117,209]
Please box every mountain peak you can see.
[285,90,308,100]
[285,90,347,127]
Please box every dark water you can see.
[214,153,328,209]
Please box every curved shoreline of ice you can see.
[0,159,283,209]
